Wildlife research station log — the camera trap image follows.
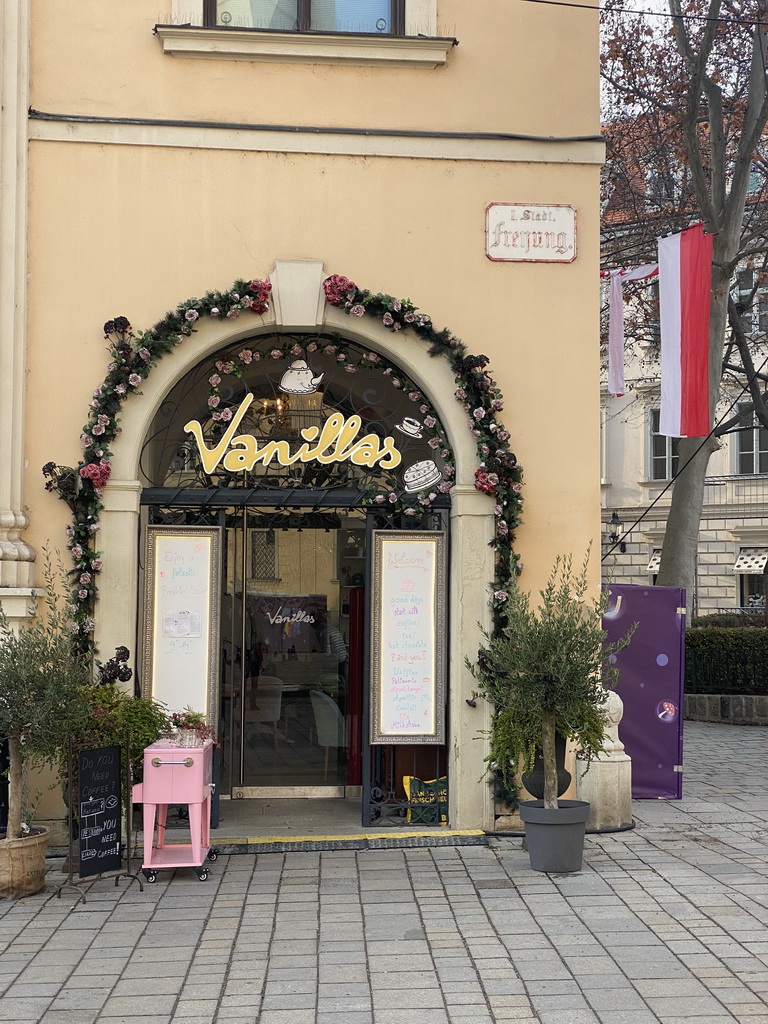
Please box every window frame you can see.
[734,401,768,475]
[649,407,680,481]
[203,0,406,34]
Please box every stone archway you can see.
[99,260,496,828]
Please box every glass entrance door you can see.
[220,509,364,796]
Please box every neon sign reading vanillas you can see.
[184,394,402,475]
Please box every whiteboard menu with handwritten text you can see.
[371,531,446,744]
[141,527,221,729]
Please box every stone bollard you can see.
[576,689,633,831]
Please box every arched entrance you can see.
[97,262,496,830]
[140,328,453,821]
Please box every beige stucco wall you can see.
[12,0,602,829]
[30,1,599,138]
[26,145,602,584]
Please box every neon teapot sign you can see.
[278,359,324,395]
[184,394,402,475]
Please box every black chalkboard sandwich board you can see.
[78,745,122,878]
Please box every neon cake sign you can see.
[184,394,402,475]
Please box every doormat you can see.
[209,829,488,854]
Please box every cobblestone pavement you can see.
[1,721,767,1024]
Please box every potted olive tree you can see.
[469,551,633,872]
[0,555,90,897]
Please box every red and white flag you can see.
[658,224,712,438]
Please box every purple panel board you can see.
[603,584,685,799]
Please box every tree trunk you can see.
[541,711,558,810]
[6,730,23,840]
[655,436,717,613]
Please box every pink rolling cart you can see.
[131,738,217,882]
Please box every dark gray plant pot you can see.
[518,800,590,873]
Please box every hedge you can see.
[685,628,768,695]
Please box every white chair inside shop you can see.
[246,675,283,749]
[309,690,345,781]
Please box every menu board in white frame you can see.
[370,530,447,745]
[141,526,222,730]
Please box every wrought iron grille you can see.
[139,331,454,502]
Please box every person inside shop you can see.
[313,609,348,685]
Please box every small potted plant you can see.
[169,709,215,747]
[58,648,171,804]
[0,552,90,898]
[469,550,634,872]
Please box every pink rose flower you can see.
[424,416,436,428]
[185,309,199,322]
[209,375,222,387]
[208,396,220,408]
[139,348,151,360]
[220,407,233,421]
[271,349,282,359]
[350,305,365,317]
[382,312,394,327]
[129,373,142,387]
[80,573,92,585]
[238,351,253,365]
[92,559,103,571]
[210,307,220,317]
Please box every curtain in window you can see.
[311,0,391,32]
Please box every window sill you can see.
[154,25,456,69]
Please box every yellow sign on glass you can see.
[184,394,402,475]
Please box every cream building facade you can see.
[1,0,603,832]
[602,382,768,616]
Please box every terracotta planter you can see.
[0,827,50,899]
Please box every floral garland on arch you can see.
[42,273,522,656]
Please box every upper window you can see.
[649,408,680,480]
[209,0,405,33]
[736,269,768,337]
[735,402,768,475]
